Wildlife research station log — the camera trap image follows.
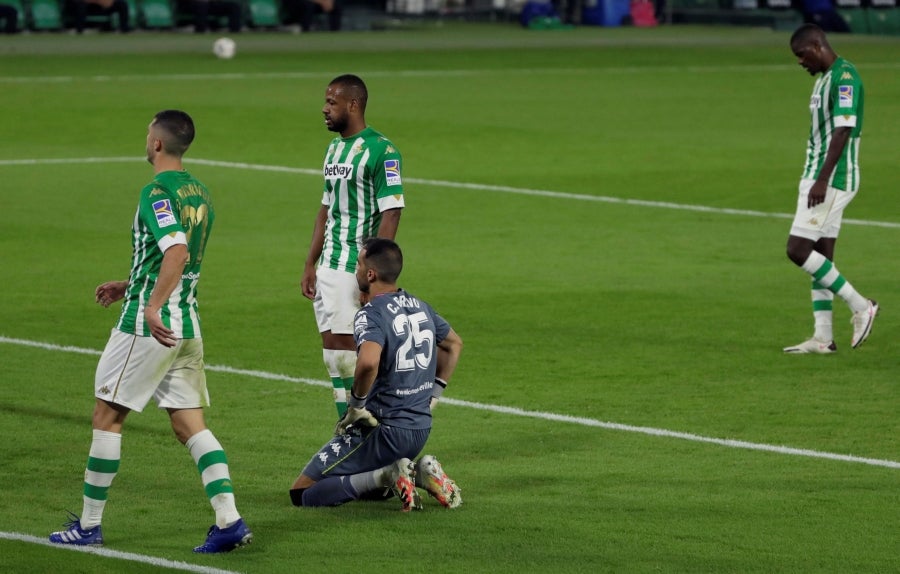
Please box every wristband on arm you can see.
[432,377,447,401]
[348,391,367,409]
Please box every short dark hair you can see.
[790,23,826,48]
[329,74,368,112]
[362,237,403,284]
[152,110,195,157]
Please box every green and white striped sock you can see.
[801,252,867,313]
[811,280,834,342]
[187,429,239,528]
[324,349,356,417]
[81,429,121,529]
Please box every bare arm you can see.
[376,208,402,240]
[436,328,463,383]
[143,243,189,348]
[301,204,328,300]
[431,328,463,409]
[808,126,851,208]
[350,340,382,399]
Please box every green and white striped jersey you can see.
[319,126,405,273]
[116,170,214,339]
[801,56,864,192]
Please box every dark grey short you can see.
[301,424,430,480]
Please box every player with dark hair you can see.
[291,238,463,511]
[49,110,253,553]
[150,109,195,156]
[301,74,405,417]
[783,24,877,354]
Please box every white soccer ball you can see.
[213,37,236,60]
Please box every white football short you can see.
[789,179,857,241]
[312,266,361,335]
[94,329,210,412]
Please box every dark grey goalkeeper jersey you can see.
[352,289,451,430]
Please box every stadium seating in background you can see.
[60,0,136,32]
[866,0,900,33]
[666,0,900,34]
[125,0,138,26]
[172,0,239,32]
[139,0,175,27]
[10,0,899,34]
[4,0,27,29]
[30,0,64,29]
[670,0,803,29]
[94,0,137,29]
[834,0,867,31]
[246,0,279,26]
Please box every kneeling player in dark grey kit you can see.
[290,238,463,510]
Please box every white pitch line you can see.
[2,335,898,470]
[2,62,900,84]
[2,155,898,229]
[0,532,242,574]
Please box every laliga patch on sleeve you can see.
[384,159,401,187]
[838,85,853,108]
[152,199,177,228]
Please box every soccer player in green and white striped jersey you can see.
[301,74,404,416]
[49,110,252,553]
[783,24,878,354]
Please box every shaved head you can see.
[790,23,828,50]
[328,74,368,113]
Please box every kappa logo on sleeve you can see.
[152,199,177,228]
[384,159,401,186]
[838,85,853,108]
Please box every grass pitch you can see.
[0,23,898,574]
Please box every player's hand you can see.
[95,281,127,308]
[429,397,438,411]
[807,181,827,208]
[334,407,379,436]
[300,267,317,301]
[143,306,177,348]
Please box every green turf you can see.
[0,23,898,574]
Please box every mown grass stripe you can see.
[2,335,897,470]
[2,156,898,229]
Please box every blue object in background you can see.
[583,0,632,26]
[520,1,559,26]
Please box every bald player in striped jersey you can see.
[301,74,404,416]
[783,24,878,355]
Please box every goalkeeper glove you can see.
[335,391,378,435]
